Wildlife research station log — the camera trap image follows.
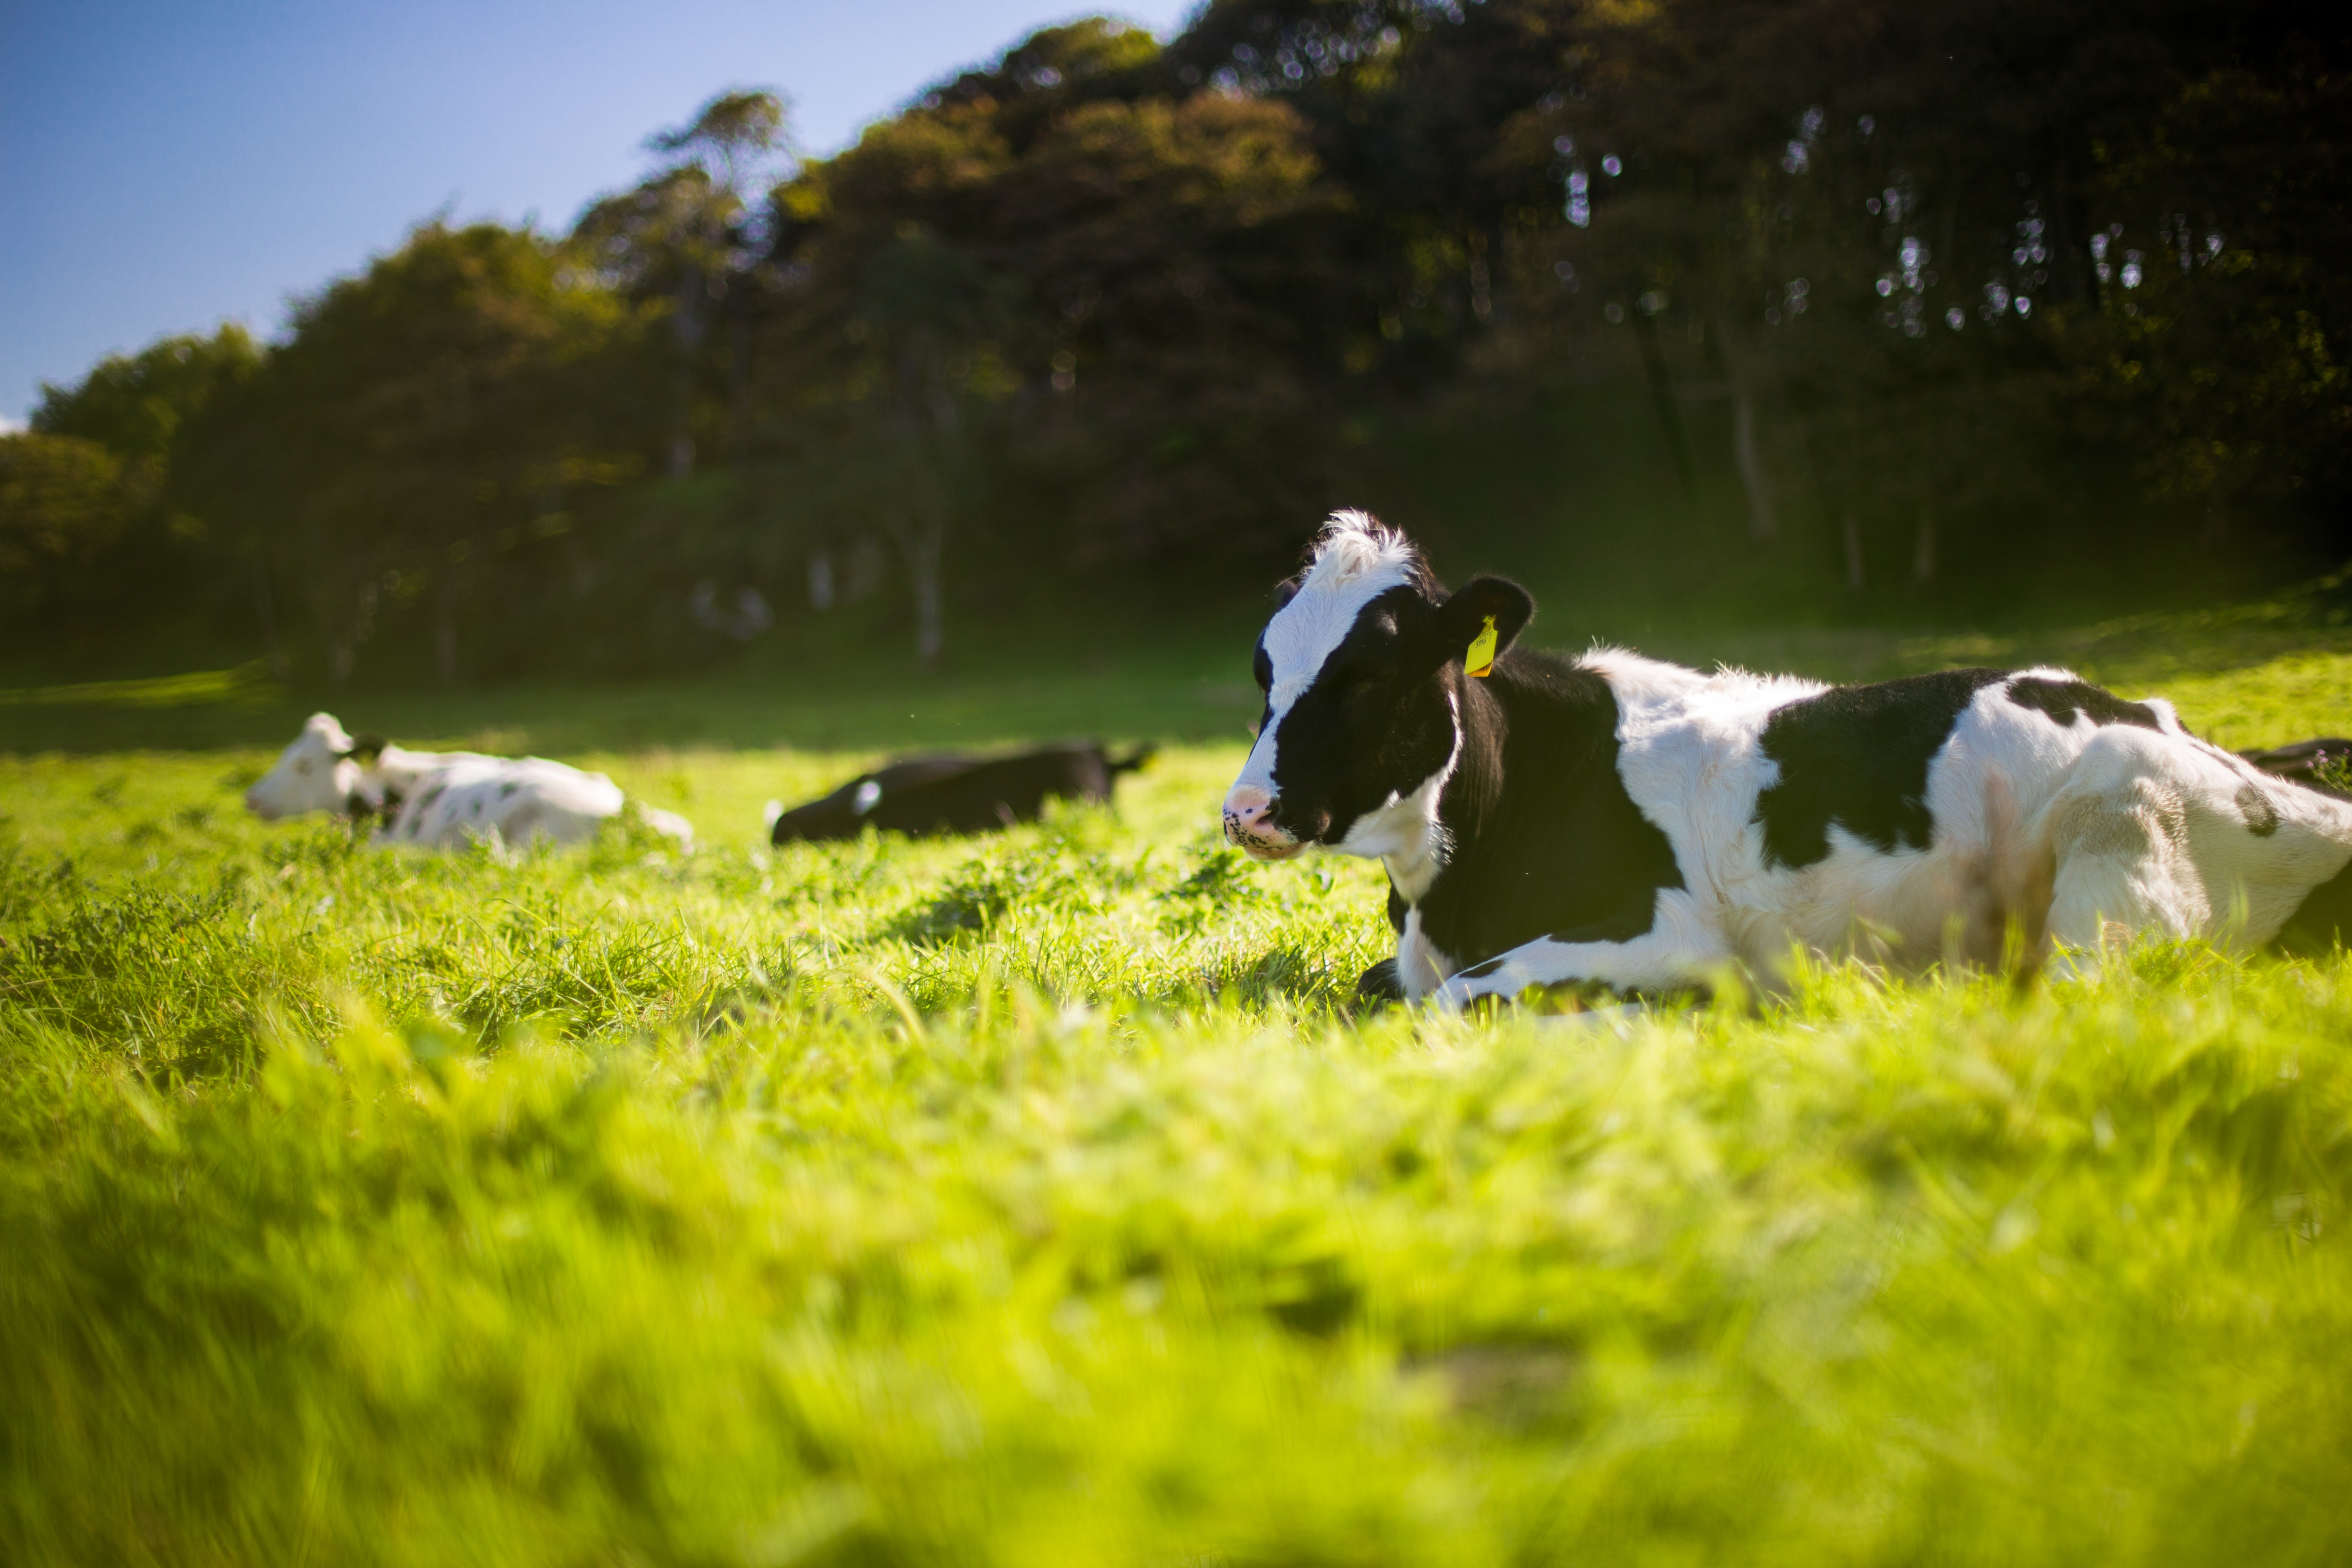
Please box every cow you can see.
[2240,737,2352,799]
[768,742,1154,844]
[1221,511,2352,1009]
[244,712,694,851]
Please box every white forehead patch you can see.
[1262,511,1421,708]
[1228,513,1422,802]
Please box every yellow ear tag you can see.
[1465,615,1499,678]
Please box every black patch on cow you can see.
[1754,668,2012,868]
[2005,677,2162,732]
[1548,910,1661,945]
[1385,885,1407,934]
[1458,956,1507,979]
[499,782,519,799]
[1412,654,1685,969]
[2276,855,2352,956]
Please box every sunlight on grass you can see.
[5,622,2352,1563]
[0,659,277,709]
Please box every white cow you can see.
[244,712,693,851]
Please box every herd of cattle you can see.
[242,716,1153,854]
[244,511,2352,1008]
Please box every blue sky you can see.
[0,0,1193,425]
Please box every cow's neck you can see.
[1339,672,1508,908]
[1424,669,1509,894]
[1336,692,1460,902]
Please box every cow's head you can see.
[1222,512,1532,860]
[244,712,387,820]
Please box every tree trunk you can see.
[910,525,943,671]
[729,306,751,464]
[1732,387,1776,540]
[1467,230,1494,325]
[671,266,704,479]
[1843,510,1865,592]
[317,579,361,689]
[433,572,459,686]
[1630,306,1697,502]
[879,510,946,671]
[248,543,288,680]
[2200,473,2233,548]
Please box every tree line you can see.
[6,0,2345,684]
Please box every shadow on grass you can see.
[0,662,1265,757]
[13,574,2352,756]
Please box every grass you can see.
[6,593,2352,1565]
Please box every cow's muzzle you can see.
[1222,786,1304,860]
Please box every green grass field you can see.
[7,597,2352,1565]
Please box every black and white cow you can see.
[245,712,695,851]
[767,743,1155,844]
[1222,512,2352,1008]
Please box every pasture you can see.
[7,600,2352,1565]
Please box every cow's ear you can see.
[1272,574,1303,610]
[1430,576,1534,671]
[346,732,388,766]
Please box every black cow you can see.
[1222,511,2352,1008]
[769,742,1154,844]
[2241,738,2352,799]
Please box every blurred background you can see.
[3,0,2346,694]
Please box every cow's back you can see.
[381,758,623,849]
[1598,660,2309,965]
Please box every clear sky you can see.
[0,0,1194,425]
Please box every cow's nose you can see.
[1222,786,1278,843]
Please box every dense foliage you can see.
[8,0,2346,681]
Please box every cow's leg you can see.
[1356,959,1405,1003]
[1426,893,1727,1011]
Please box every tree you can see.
[1448,0,2350,587]
[576,90,793,475]
[20,1,2352,677]
[23,325,266,638]
[0,432,158,621]
[2076,50,2352,544]
[32,325,262,464]
[180,222,633,684]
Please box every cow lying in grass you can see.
[245,713,694,851]
[1223,511,2352,1008]
[2240,737,2352,798]
[768,743,1154,843]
